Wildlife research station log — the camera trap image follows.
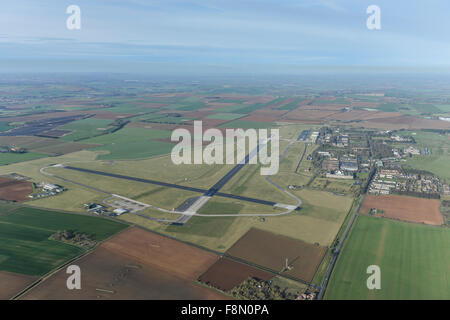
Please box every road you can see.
[317,194,365,300]
[265,138,303,210]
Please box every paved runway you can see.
[63,166,276,206]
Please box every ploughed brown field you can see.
[360,194,444,226]
[101,227,219,281]
[0,177,33,202]
[0,271,37,299]
[21,247,228,300]
[226,228,326,283]
[198,257,274,291]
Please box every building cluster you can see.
[84,203,108,215]
[390,135,413,142]
[84,202,130,216]
[29,182,65,199]
[320,152,360,179]
[296,292,316,300]
[368,169,443,196]
[0,145,27,153]
[310,131,319,144]
[334,134,349,148]
[404,146,421,156]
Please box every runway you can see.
[63,166,277,206]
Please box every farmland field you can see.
[401,131,450,182]
[325,215,450,300]
[0,177,33,202]
[101,227,219,281]
[22,246,227,300]
[0,271,37,299]
[59,118,113,141]
[0,206,127,276]
[219,120,275,129]
[226,228,327,283]
[198,257,274,291]
[0,152,48,165]
[360,194,443,226]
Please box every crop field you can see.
[205,113,244,121]
[226,228,327,283]
[22,246,227,300]
[218,120,276,129]
[0,206,127,276]
[198,257,274,291]
[31,141,100,156]
[0,271,37,299]
[325,215,450,300]
[59,118,113,141]
[360,194,443,226]
[101,227,219,281]
[0,152,48,165]
[0,177,33,202]
[0,135,62,150]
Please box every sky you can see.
[1,0,450,74]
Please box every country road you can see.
[317,194,365,300]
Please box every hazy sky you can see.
[1,0,449,74]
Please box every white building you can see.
[113,208,129,215]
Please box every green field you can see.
[0,152,48,165]
[165,215,237,238]
[219,120,275,129]
[83,127,174,160]
[377,103,401,112]
[0,206,127,276]
[278,97,307,110]
[401,130,450,181]
[325,215,450,300]
[205,113,244,121]
[59,118,113,141]
[0,121,13,132]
